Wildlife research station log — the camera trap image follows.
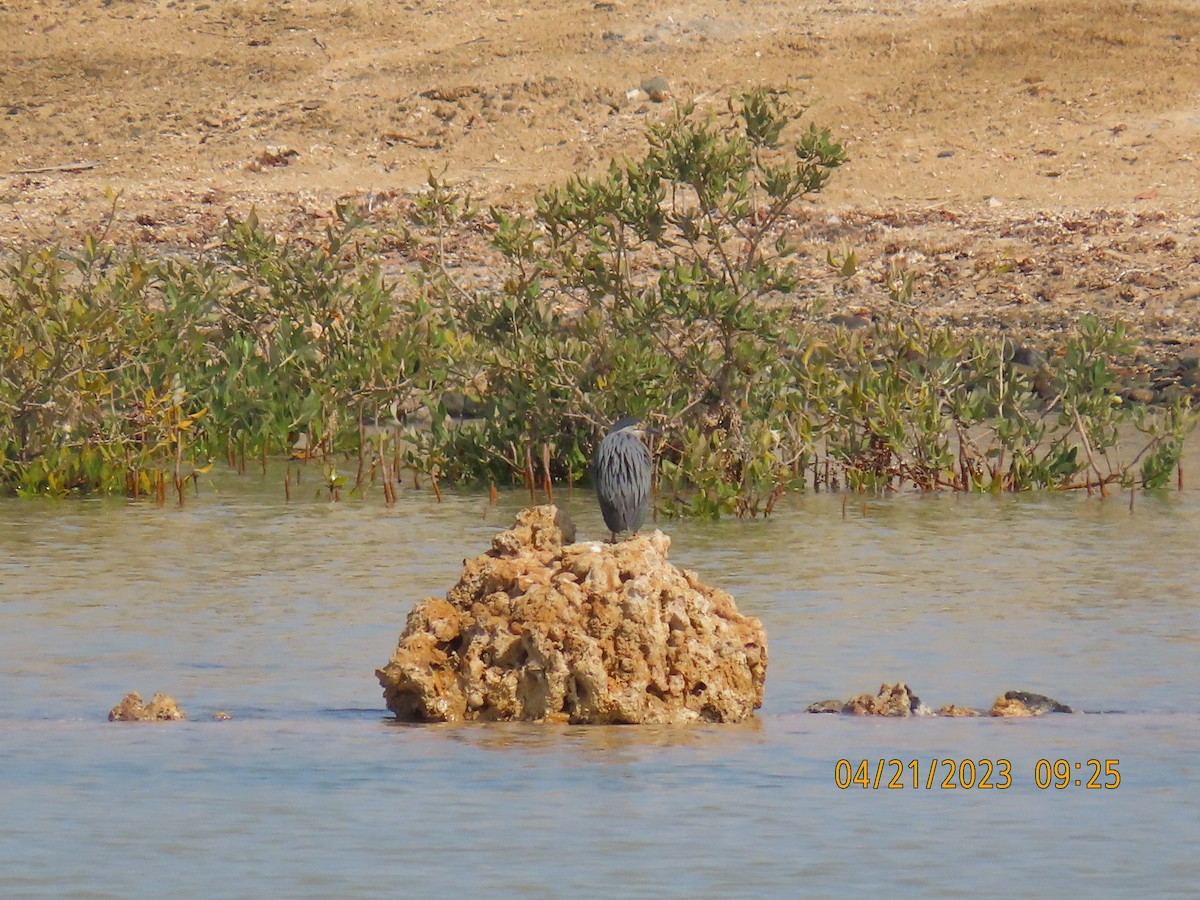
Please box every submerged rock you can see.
[376,505,767,724]
[989,695,1036,717]
[805,699,845,714]
[991,690,1074,717]
[809,686,1074,718]
[807,682,934,717]
[108,691,187,722]
[938,704,981,717]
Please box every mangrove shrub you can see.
[0,88,1193,506]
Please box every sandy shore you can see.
[3,0,1198,362]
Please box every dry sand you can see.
[3,0,1198,358]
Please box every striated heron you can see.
[592,416,654,542]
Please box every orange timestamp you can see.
[835,758,1012,789]
[1033,758,1121,789]
[834,758,1121,790]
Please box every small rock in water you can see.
[108,691,187,722]
[989,695,1036,717]
[938,704,981,717]
[842,682,933,717]
[805,699,845,714]
[999,690,1073,715]
[808,686,1073,718]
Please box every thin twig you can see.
[10,161,100,175]
[1073,410,1108,498]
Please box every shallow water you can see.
[2,466,1198,897]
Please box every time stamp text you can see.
[834,758,1121,790]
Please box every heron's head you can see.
[607,416,659,438]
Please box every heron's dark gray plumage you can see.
[592,416,653,542]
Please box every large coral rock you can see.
[376,505,767,724]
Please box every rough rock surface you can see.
[988,696,1038,718]
[938,704,981,718]
[376,505,767,724]
[1000,690,1074,714]
[808,685,1075,718]
[989,691,1075,717]
[807,682,934,717]
[108,691,187,722]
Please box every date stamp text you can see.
[833,758,1121,790]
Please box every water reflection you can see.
[394,717,768,758]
